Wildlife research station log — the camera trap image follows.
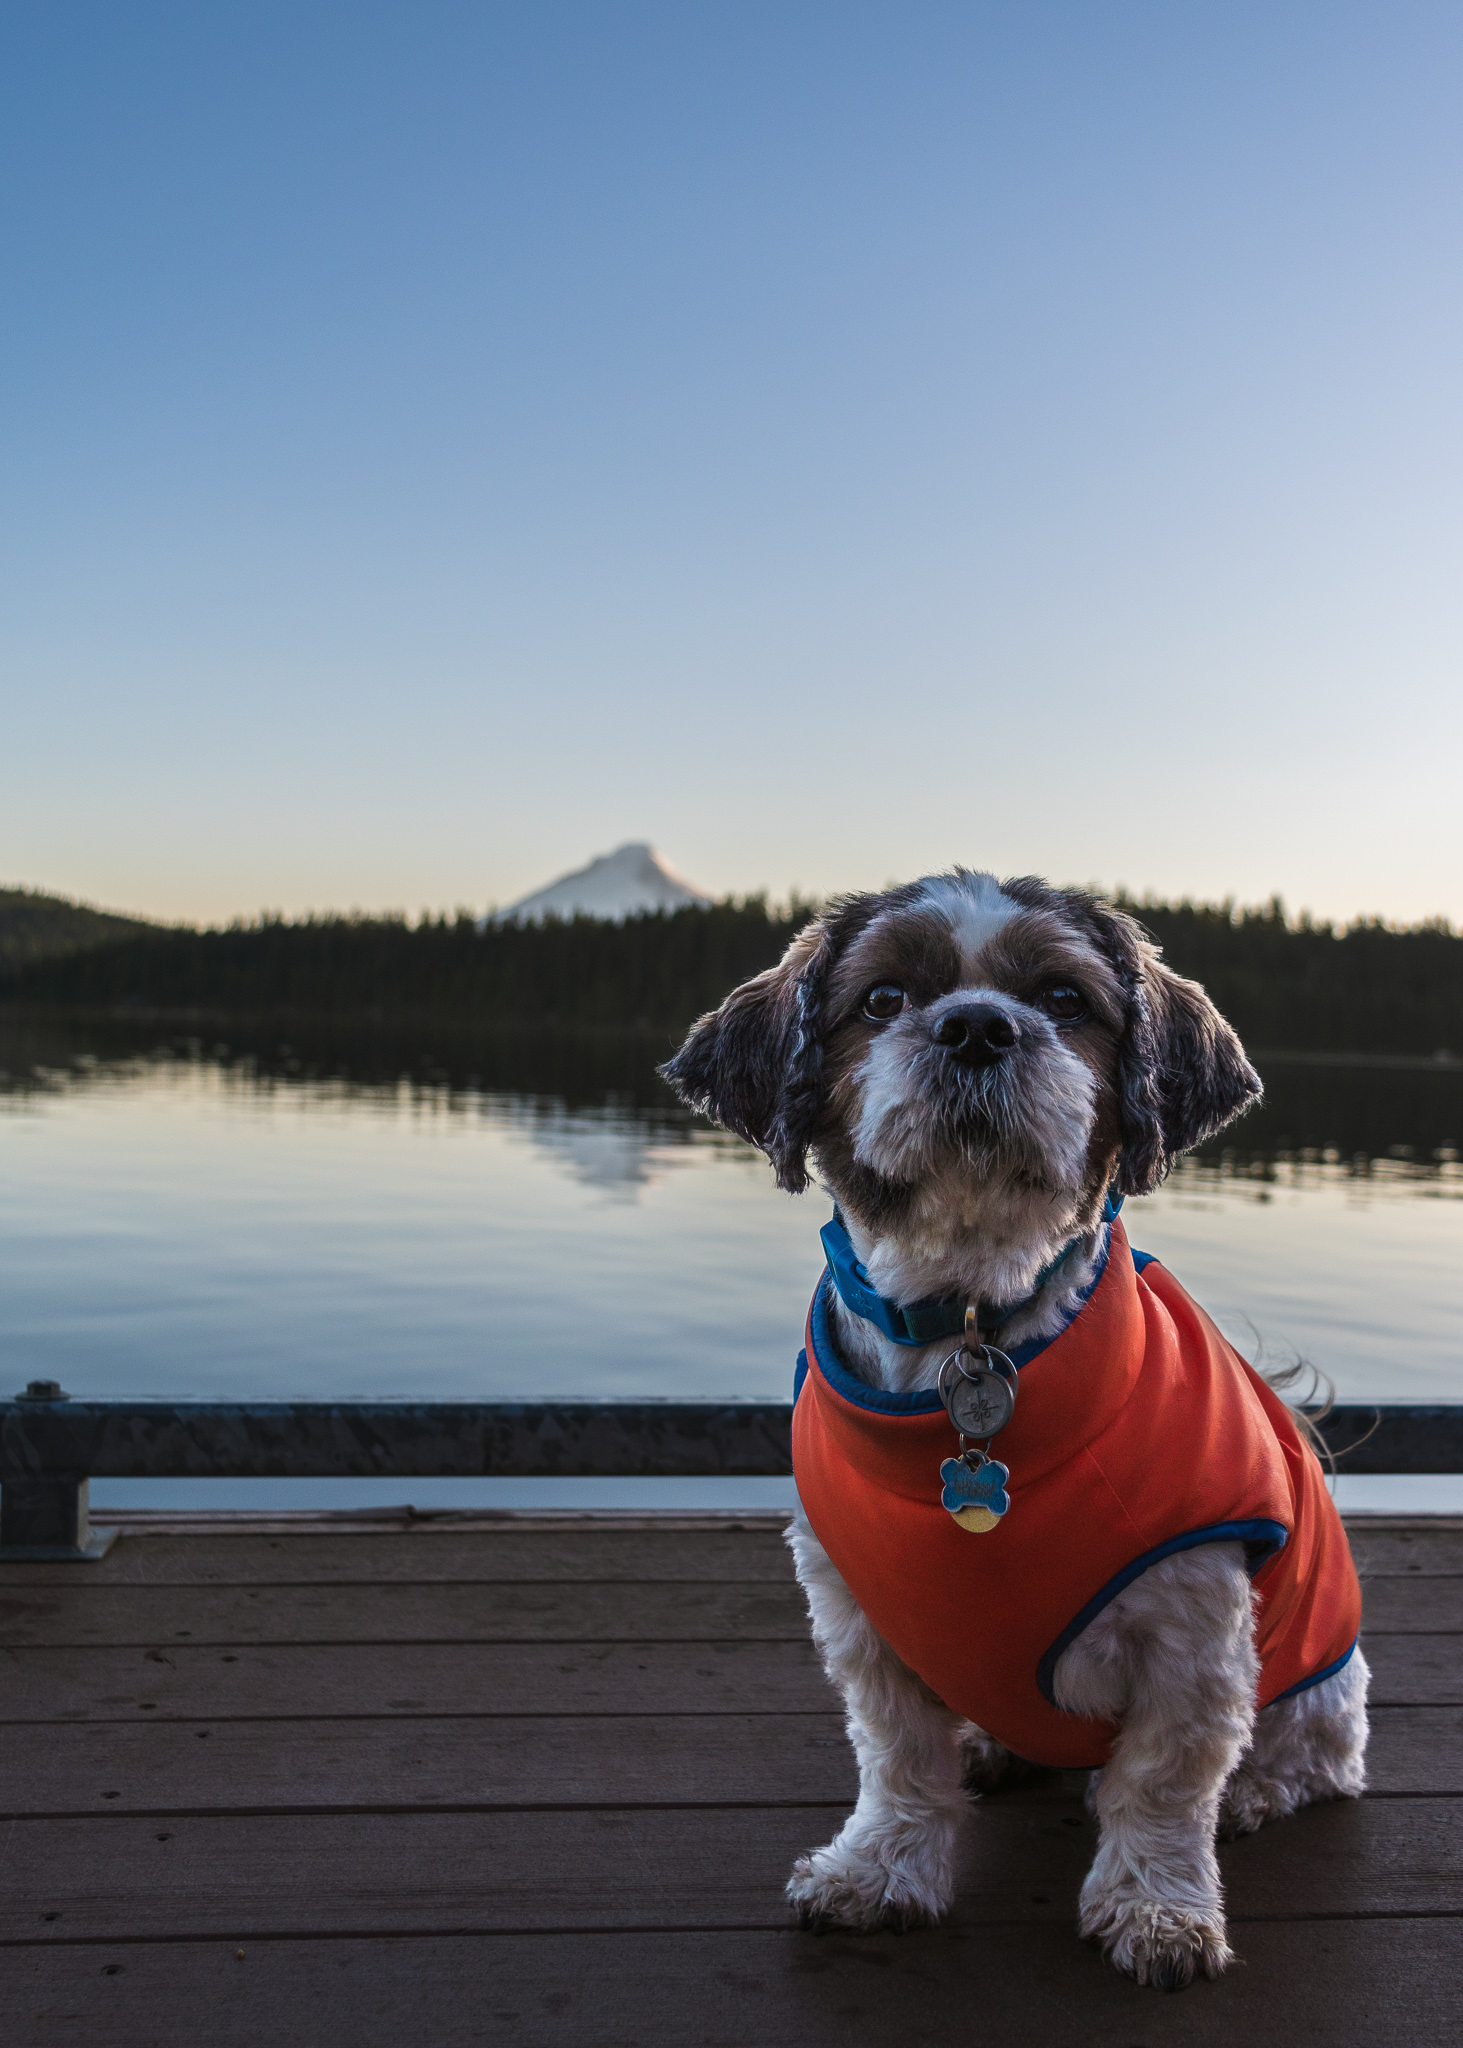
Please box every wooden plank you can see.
[0,1525,799,1588]
[1347,1525,1463,1576]
[1359,1578,1463,1630]
[3,1700,1459,1821]
[0,1516,1449,1588]
[14,1806,832,1942]
[3,1570,1454,1651]
[0,1638,837,1721]
[4,1921,1460,2048]
[3,1791,1460,1945]
[0,1642,1456,1782]
[1366,1708,1463,1792]
[0,1630,1456,1723]
[1219,1794,1463,1917]
[0,1713,860,1816]
[0,1579,811,1647]
[0,1659,1454,1791]
[0,1632,1448,1734]
[1366,1635,1463,1706]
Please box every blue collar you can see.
[820,1193,1122,1350]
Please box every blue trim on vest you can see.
[1268,1637,1358,1703]
[1130,1248,1157,1272]
[820,1192,1125,1350]
[1036,1519,1291,1711]
[799,1228,1114,1417]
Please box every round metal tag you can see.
[939,1347,1017,1438]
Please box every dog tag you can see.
[940,1452,1010,1534]
[937,1346,1017,1439]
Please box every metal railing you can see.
[2,1380,1460,1559]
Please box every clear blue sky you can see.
[3,3,1459,926]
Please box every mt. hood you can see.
[493,843,712,924]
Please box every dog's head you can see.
[661,870,1260,1242]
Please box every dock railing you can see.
[2,1384,1461,1560]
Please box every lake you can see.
[2,1014,1459,1511]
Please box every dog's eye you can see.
[862,984,906,1021]
[1039,984,1088,1022]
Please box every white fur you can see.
[829,1218,1104,1398]
[915,872,1019,972]
[1053,1544,1257,1984]
[1220,1644,1370,1835]
[850,1023,935,1179]
[785,1510,967,1930]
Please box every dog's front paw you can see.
[1079,1883,1232,1990]
[787,1829,952,1933]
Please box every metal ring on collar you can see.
[937,1342,1018,1439]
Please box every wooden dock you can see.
[1,1510,1459,2045]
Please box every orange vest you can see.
[792,1218,1360,1768]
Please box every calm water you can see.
[2,1017,1459,1508]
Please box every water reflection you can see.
[0,1013,807,1404]
[4,1011,1460,1185]
[0,1014,705,1195]
[0,1010,690,1118]
[1192,1054,1460,1184]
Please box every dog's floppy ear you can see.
[1079,902,1262,1196]
[660,918,841,1194]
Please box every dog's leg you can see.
[785,1511,967,1930]
[1220,1646,1369,1837]
[1054,1543,1257,1990]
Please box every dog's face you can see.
[814,873,1128,1238]
[662,869,1260,1250]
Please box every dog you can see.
[662,869,1367,1991]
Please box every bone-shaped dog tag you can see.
[940,1453,1010,1534]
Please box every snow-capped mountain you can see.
[492,843,713,924]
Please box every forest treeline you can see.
[1125,898,1458,1057]
[1,893,1460,1057]
[0,900,815,1042]
[0,887,152,968]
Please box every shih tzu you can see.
[663,870,1366,1992]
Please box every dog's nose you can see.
[932,1002,1019,1067]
